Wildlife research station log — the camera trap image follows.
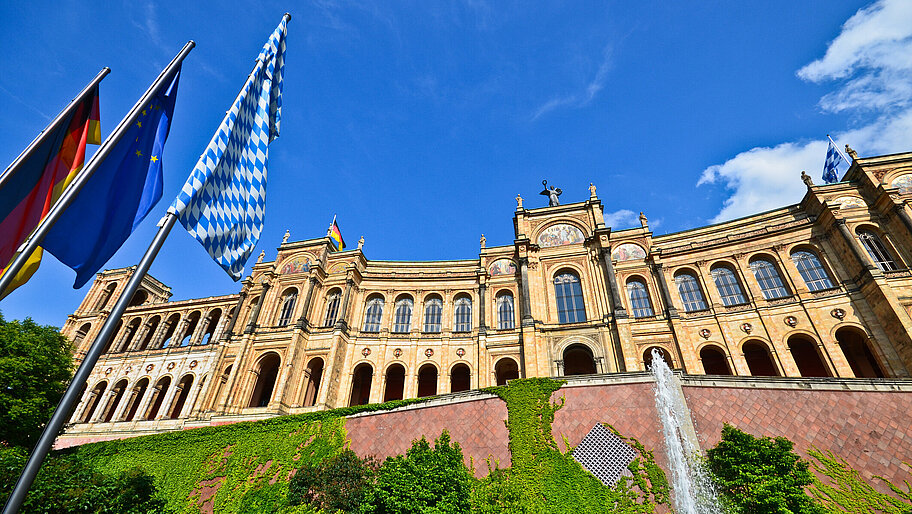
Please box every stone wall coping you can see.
[346,389,501,419]
[679,374,912,392]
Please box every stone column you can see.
[836,219,878,272]
[518,258,533,325]
[128,321,153,352]
[600,249,628,318]
[893,203,912,240]
[478,282,487,335]
[111,386,136,422]
[296,276,319,330]
[335,278,355,331]
[221,290,248,341]
[650,263,679,318]
[245,283,270,334]
[93,390,119,423]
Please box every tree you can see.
[0,312,74,448]
[288,449,379,511]
[362,430,474,514]
[706,424,824,514]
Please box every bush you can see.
[706,424,824,514]
[289,448,378,512]
[363,431,474,514]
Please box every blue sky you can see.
[2,1,910,327]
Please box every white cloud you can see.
[604,209,639,228]
[531,45,613,121]
[701,0,912,223]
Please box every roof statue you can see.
[516,193,523,209]
[358,236,365,250]
[801,170,814,188]
[589,182,597,199]
[845,144,858,161]
[540,179,562,207]
[639,212,648,228]
[256,250,265,264]
[480,234,486,249]
[282,230,290,244]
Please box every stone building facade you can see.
[59,150,912,444]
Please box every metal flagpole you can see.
[827,134,851,164]
[0,47,195,514]
[0,41,195,300]
[0,67,110,191]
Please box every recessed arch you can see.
[453,294,472,332]
[180,311,201,346]
[393,295,414,333]
[786,334,830,377]
[323,288,343,327]
[200,309,221,345]
[835,326,885,378]
[383,363,406,402]
[362,294,385,333]
[117,318,142,352]
[742,340,779,376]
[699,345,731,375]
[495,290,515,330]
[563,344,597,376]
[102,379,129,422]
[349,362,373,406]
[144,376,172,420]
[160,314,181,349]
[277,287,298,327]
[748,256,790,300]
[450,363,471,393]
[417,363,438,398]
[128,289,148,307]
[710,264,748,306]
[74,323,92,347]
[494,357,519,386]
[790,248,835,291]
[80,380,108,423]
[423,294,443,333]
[553,269,586,324]
[643,346,673,370]
[674,270,708,312]
[96,283,117,311]
[303,357,324,407]
[123,377,150,422]
[137,316,160,351]
[169,374,195,418]
[248,352,281,408]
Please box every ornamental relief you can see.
[833,196,866,210]
[280,254,313,275]
[537,223,585,247]
[891,173,912,194]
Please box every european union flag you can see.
[42,70,181,288]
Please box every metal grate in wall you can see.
[571,423,637,486]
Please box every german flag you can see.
[329,217,345,251]
[0,89,100,298]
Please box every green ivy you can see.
[807,448,912,513]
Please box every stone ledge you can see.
[679,374,912,392]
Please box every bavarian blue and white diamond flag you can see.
[822,137,844,184]
[169,16,288,280]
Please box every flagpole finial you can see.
[845,144,857,161]
[283,12,292,21]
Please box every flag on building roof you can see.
[822,136,844,184]
[0,89,100,297]
[169,16,288,281]
[41,71,181,289]
[329,217,345,251]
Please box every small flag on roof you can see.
[328,216,345,251]
[822,135,846,184]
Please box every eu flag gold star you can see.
[150,155,159,163]
[135,150,143,157]
[142,109,147,116]
[136,121,142,128]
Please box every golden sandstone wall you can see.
[58,150,912,452]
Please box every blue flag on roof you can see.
[42,70,181,289]
[169,16,287,281]
[822,138,844,184]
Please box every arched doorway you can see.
[494,358,519,386]
[303,358,324,407]
[144,376,171,420]
[643,347,673,371]
[417,364,438,398]
[248,353,281,408]
[169,374,195,418]
[787,336,830,377]
[700,346,732,375]
[563,344,597,375]
[383,364,406,402]
[743,341,779,376]
[102,379,128,422]
[124,378,149,422]
[835,327,885,378]
[349,363,373,406]
[450,364,470,393]
[80,381,108,423]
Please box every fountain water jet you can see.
[650,348,722,514]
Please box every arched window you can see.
[74,323,91,347]
[787,336,830,377]
[117,318,142,352]
[383,364,406,402]
[128,289,148,307]
[700,346,732,375]
[450,364,470,393]
[180,311,201,346]
[137,316,160,351]
[790,250,834,291]
[248,353,281,408]
[711,266,747,306]
[96,283,117,311]
[743,341,779,376]
[160,314,181,349]
[563,345,597,375]
[144,377,171,420]
[423,296,443,333]
[392,297,413,333]
[362,297,384,332]
[835,327,885,378]
[857,230,899,271]
[169,374,195,419]
[277,289,297,327]
[643,347,673,370]
[123,378,149,422]
[496,291,515,330]
[495,358,519,386]
[626,279,654,318]
[349,363,373,406]
[200,310,221,345]
[749,259,789,300]
[554,271,586,323]
[417,364,438,397]
[323,290,342,327]
[674,272,707,312]
[80,381,108,423]
[454,296,472,332]
[303,358,324,407]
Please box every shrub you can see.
[706,424,824,514]
[288,448,378,512]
